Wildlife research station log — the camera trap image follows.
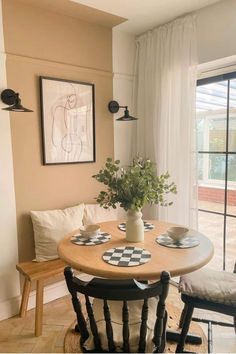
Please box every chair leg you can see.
[35,280,44,337]
[19,278,31,317]
[179,303,188,329]
[158,310,168,353]
[176,304,194,353]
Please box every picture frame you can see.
[40,76,95,165]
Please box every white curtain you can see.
[133,14,198,228]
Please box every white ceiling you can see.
[72,0,220,34]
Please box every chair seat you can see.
[179,268,236,306]
[83,297,158,353]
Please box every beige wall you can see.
[0,0,20,320]
[112,29,136,166]
[2,0,117,262]
[197,0,236,64]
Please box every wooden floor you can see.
[0,283,235,353]
[0,296,75,353]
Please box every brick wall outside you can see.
[198,186,236,205]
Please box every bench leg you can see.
[19,278,31,317]
[35,280,44,337]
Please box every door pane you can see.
[198,211,224,270]
[228,79,236,216]
[198,153,225,213]
[196,81,227,152]
[226,154,236,216]
[229,79,236,153]
[225,216,236,272]
[208,117,227,152]
[228,117,236,152]
[197,74,236,272]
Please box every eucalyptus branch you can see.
[93,157,177,212]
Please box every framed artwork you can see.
[40,76,95,165]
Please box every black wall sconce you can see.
[1,89,33,112]
[108,100,138,121]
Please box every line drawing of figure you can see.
[48,82,93,163]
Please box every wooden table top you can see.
[58,220,214,280]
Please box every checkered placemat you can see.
[71,232,111,246]
[102,246,151,267]
[156,234,200,249]
[118,221,154,232]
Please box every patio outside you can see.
[198,201,236,271]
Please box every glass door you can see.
[196,73,236,271]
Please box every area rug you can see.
[64,303,207,353]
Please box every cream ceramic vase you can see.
[125,209,144,242]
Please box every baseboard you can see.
[0,280,69,321]
[0,295,21,321]
[27,280,69,310]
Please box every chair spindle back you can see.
[64,267,170,353]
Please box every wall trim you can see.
[0,279,69,321]
[198,55,236,79]
[113,72,135,81]
[0,294,21,322]
[6,52,113,78]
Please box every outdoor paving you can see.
[198,201,236,271]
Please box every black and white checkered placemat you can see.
[102,246,151,267]
[118,221,154,232]
[156,234,200,249]
[71,232,111,246]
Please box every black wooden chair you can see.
[64,267,170,353]
[176,267,236,353]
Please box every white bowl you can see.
[167,226,189,243]
[80,224,100,238]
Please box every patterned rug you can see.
[64,303,207,353]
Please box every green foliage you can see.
[93,157,177,212]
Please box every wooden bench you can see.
[16,258,67,336]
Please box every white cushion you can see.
[179,268,236,306]
[83,204,118,225]
[30,204,84,262]
[83,297,158,352]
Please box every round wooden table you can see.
[58,220,214,280]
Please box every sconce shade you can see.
[116,107,138,121]
[1,89,33,112]
[108,100,138,121]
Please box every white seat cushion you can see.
[179,268,236,306]
[83,204,118,225]
[30,203,84,262]
[83,297,158,352]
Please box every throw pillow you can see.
[30,203,85,262]
[83,204,118,225]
